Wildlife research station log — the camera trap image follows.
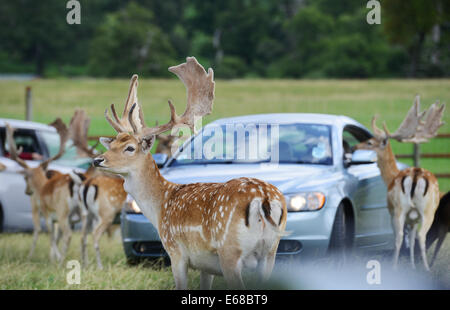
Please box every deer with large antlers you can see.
[93,57,287,289]
[355,96,445,271]
[68,108,127,269]
[6,120,79,263]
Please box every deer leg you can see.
[257,248,277,283]
[200,271,214,290]
[418,227,430,271]
[409,224,417,269]
[392,213,405,270]
[28,204,41,259]
[170,253,188,290]
[430,227,446,267]
[218,250,245,289]
[49,221,61,263]
[92,219,110,270]
[80,212,89,268]
[58,219,72,267]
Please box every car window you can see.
[342,125,372,160]
[40,130,79,162]
[1,128,43,161]
[172,123,333,166]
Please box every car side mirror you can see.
[349,150,377,165]
[153,153,168,168]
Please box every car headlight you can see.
[287,192,326,212]
[125,199,142,214]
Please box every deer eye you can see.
[124,146,135,153]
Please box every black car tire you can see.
[0,204,3,232]
[328,203,352,257]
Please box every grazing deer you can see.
[426,191,450,266]
[355,96,445,271]
[69,108,128,269]
[6,120,78,264]
[94,57,287,289]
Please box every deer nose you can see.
[93,157,104,167]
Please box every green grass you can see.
[0,78,449,189]
[0,231,448,289]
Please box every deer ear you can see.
[99,137,113,150]
[141,135,156,154]
[380,138,388,148]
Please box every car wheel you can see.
[328,203,353,258]
[0,205,3,232]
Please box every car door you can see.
[343,125,393,249]
[0,127,44,231]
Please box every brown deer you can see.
[355,96,445,271]
[93,57,287,289]
[426,191,450,266]
[155,133,177,156]
[68,108,127,269]
[5,120,77,264]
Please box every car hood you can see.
[161,163,343,194]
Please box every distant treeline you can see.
[0,0,448,78]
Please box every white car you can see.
[0,118,90,232]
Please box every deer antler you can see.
[105,74,146,133]
[69,109,99,158]
[5,123,29,169]
[40,118,70,169]
[371,114,387,139]
[128,57,215,139]
[382,96,446,143]
[399,101,445,143]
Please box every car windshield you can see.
[171,123,333,166]
[40,130,91,168]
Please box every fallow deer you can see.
[69,108,128,269]
[355,96,445,270]
[94,57,287,289]
[6,120,78,264]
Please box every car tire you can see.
[0,205,4,233]
[328,203,352,258]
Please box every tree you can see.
[383,0,447,77]
[88,2,176,77]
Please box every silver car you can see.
[121,113,406,262]
[0,118,90,232]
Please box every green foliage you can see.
[0,0,447,78]
[88,2,176,77]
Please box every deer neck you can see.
[32,168,49,194]
[123,153,175,229]
[376,142,400,187]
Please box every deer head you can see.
[6,119,69,195]
[94,57,215,174]
[355,96,446,154]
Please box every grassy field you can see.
[0,231,448,289]
[0,78,449,289]
[0,78,449,189]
